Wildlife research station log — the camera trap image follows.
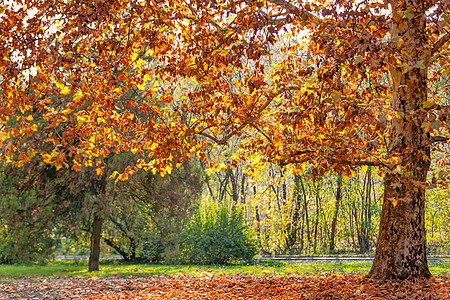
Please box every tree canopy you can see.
[2,0,450,279]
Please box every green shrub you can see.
[139,238,165,263]
[181,201,257,265]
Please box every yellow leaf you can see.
[116,173,129,182]
[143,73,152,82]
[96,167,103,175]
[145,48,153,56]
[205,162,227,176]
[391,198,398,207]
[61,108,73,115]
[219,48,231,56]
[77,115,88,125]
[133,58,146,69]
[42,153,52,164]
[423,101,433,109]
[0,132,10,140]
[61,86,70,94]
[137,82,146,90]
[73,89,83,100]
[145,143,158,151]
[131,52,139,61]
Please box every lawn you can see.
[0,260,449,299]
[0,259,449,278]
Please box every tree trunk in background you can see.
[88,214,103,272]
[299,177,311,246]
[285,175,302,252]
[329,172,342,253]
[229,169,239,204]
[369,3,431,279]
[358,168,372,254]
[313,181,320,254]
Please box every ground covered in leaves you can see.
[0,274,449,299]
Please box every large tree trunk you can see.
[88,214,103,272]
[369,2,431,279]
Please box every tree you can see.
[2,0,450,279]
[105,157,204,262]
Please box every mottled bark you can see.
[369,1,431,279]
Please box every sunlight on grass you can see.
[0,260,448,279]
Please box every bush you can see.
[139,238,165,263]
[181,201,257,265]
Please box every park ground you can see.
[0,260,449,299]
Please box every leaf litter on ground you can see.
[0,274,449,299]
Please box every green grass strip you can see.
[0,260,448,279]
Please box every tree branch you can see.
[268,0,317,23]
[431,32,450,55]
[248,122,273,144]
[428,50,450,65]
[197,86,301,145]
[102,236,130,261]
[430,136,450,144]
[281,152,382,168]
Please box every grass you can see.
[0,260,449,279]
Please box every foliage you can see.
[139,239,164,263]
[0,168,57,264]
[105,158,204,263]
[3,0,450,279]
[205,163,386,256]
[0,154,203,265]
[181,201,257,265]
[425,187,450,256]
[0,221,55,265]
